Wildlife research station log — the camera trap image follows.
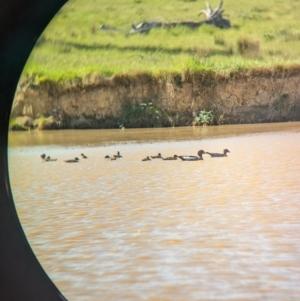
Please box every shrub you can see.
[9,116,34,131]
[194,110,215,126]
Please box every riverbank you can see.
[10,66,300,130]
[10,0,300,130]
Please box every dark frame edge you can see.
[0,0,69,300]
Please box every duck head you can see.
[197,150,205,157]
[224,149,230,154]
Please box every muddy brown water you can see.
[8,123,300,301]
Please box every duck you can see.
[81,153,88,159]
[41,154,57,161]
[151,153,162,159]
[104,155,110,160]
[162,155,178,160]
[206,149,230,157]
[45,156,57,162]
[177,150,205,161]
[110,156,117,161]
[64,157,80,163]
[142,156,151,161]
[113,151,122,158]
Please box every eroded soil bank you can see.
[11,68,300,130]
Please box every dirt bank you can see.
[11,68,300,130]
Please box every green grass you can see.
[22,0,300,82]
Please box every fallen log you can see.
[99,1,230,35]
[129,21,162,34]
[129,1,230,34]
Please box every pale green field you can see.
[23,0,300,81]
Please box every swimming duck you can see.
[81,153,88,159]
[113,151,122,158]
[104,155,110,160]
[206,149,230,157]
[64,157,80,163]
[142,156,151,161]
[151,153,162,159]
[177,150,205,161]
[41,154,57,161]
[110,156,117,161]
[45,156,57,162]
[162,155,178,160]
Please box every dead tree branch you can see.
[198,0,230,28]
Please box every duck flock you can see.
[141,149,230,161]
[40,153,88,163]
[40,149,230,163]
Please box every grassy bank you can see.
[22,0,300,83]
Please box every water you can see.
[8,123,300,301]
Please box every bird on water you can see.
[162,155,178,160]
[64,157,80,163]
[205,149,230,157]
[151,153,162,159]
[45,156,57,162]
[113,151,122,158]
[177,150,205,161]
[40,154,57,161]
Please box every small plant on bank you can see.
[194,110,215,126]
[9,118,25,131]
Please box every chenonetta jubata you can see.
[206,149,230,157]
[177,150,205,161]
[64,157,80,163]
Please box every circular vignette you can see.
[0,0,68,300]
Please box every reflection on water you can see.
[8,123,300,301]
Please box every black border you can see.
[0,0,68,300]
